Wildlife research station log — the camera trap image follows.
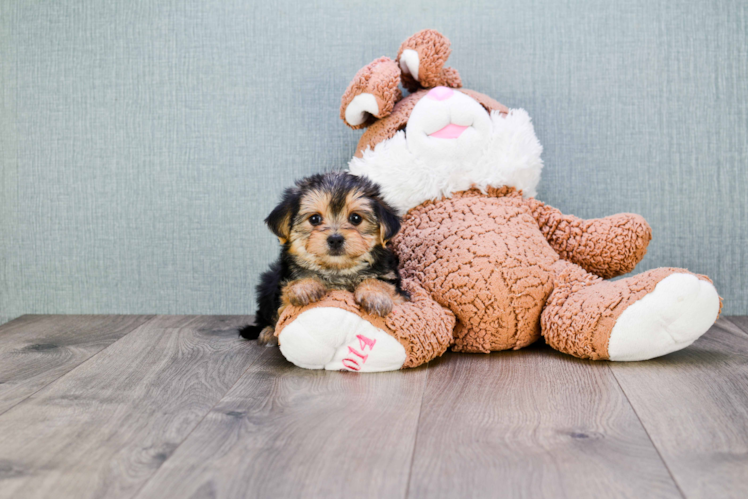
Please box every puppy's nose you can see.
[327,234,345,250]
[426,86,453,101]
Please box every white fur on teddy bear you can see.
[350,93,543,215]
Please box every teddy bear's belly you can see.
[393,191,559,353]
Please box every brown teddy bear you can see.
[272,30,721,372]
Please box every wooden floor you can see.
[0,316,746,498]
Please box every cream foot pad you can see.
[608,273,720,361]
[278,307,407,372]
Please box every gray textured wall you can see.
[1,0,746,322]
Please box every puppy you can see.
[240,172,408,345]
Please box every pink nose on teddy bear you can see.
[427,86,454,101]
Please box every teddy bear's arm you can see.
[525,198,652,279]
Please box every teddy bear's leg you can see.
[273,280,455,371]
[542,261,721,361]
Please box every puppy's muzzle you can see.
[327,234,345,255]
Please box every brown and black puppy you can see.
[240,172,408,345]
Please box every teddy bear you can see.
[270,29,721,372]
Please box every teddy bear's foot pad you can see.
[278,307,406,372]
[608,273,720,361]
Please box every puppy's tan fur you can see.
[281,277,328,308]
[284,189,390,311]
[354,278,406,317]
[288,189,384,275]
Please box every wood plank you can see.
[610,317,748,498]
[0,315,153,415]
[724,315,748,337]
[0,315,261,498]
[137,347,428,498]
[407,345,681,498]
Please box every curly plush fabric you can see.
[527,198,652,279]
[275,279,455,368]
[396,29,462,92]
[393,187,559,353]
[390,187,721,360]
[340,57,402,130]
[540,263,714,359]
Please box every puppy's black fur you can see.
[240,172,406,341]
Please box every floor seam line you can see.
[404,362,430,499]
[0,315,157,420]
[132,344,269,498]
[608,363,687,499]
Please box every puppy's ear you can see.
[373,199,401,244]
[265,187,301,244]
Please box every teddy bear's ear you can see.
[340,57,402,129]
[396,29,462,92]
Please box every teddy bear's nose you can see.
[426,86,453,101]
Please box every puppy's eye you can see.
[348,213,362,226]
[309,214,322,226]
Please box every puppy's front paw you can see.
[285,278,327,307]
[356,290,394,317]
[354,280,398,317]
[257,326,278,346]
